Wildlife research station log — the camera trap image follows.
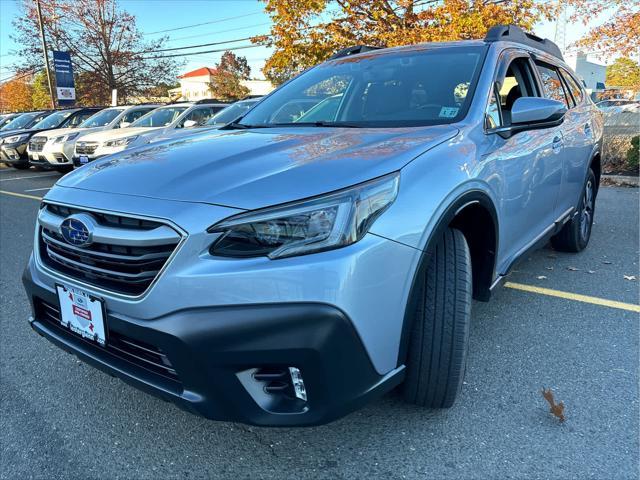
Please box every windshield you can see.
[132,106,188,127]
[80,108,124,128]
[206,101,257,125]
[1,112,42,131]
[32,110,75,129]
[240,46,485,128]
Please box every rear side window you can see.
[122,109,151,124]
[534,62,570,108]
[560,70,584,105]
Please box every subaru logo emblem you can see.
[60,214,94,247]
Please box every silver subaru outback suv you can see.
[24,25,603,426]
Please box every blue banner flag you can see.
[52,51,76,106]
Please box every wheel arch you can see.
[397,190,499,367]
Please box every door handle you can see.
[552,136,562,152]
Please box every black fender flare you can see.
[396,189,499,367]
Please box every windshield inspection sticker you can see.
[439,107,459,118]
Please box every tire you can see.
[402,227,472,408]
[551,168,596,253]
[11,163,30,170]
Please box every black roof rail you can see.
[484,24,563,60]
[329,45,383,60]
[194,98,231,104]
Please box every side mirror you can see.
[510,97,566,126]
[183,119,197,128]
[119,121,131,128]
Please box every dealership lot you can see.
[1,169,638,479]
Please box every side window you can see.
[560,70,584,105]
[121,109,149,125]
[485,87,502,129]
[67,112,93,127]
[488,56,538,127]
[534,62,571,108]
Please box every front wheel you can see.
[402,227,472,408]
[551,168,596,252]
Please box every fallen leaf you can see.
[603,261,613,265]
[537,275,547,280]
[623,275,637,281]
[567,266,579,271]
[547,254,557,259]
[541,387,565,423]
[587,270,595,274]
[545,266,554,271]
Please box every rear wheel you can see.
[402,227,472,408]
[551,168,596,252]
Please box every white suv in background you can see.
[73,101,227,166]
[27,105,160,172]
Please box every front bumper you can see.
[1,142,28,165]
[23,267,404,426]
[29,145,72,167]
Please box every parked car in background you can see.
[27,104,160,173]
[24,25,603,426]
[0,107,101,169]
[147,98,260,144]
[73,101,226,166]
[595,99,640,113]
[0,113,22,130]
[0,110,53,133]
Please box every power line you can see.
[0,67,42,84]
[141,44,259,60]
[163,22,272,43]
[144,12,263,35]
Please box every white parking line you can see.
[0,173,59,182]
[24,187,51,192]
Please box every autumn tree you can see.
[254,0,564,84]
[10,0,181,105]
[209,51,251,101]
[571,0,640,58]
[0,76,34,112]
[606,57,640,90]
[31,71,53,109]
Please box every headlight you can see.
[103,135,138,147]
[208,173,399,259]
[4,134,29,144]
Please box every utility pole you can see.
[35,0,55,109]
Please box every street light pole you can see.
[35,0,55,109]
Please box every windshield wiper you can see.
[271,121,363,128]
[219,121,268,130]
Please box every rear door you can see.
[557,67,594,212]
[532,60,585,218]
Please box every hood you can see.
[57,125,458,210]
[0,127,39,140]
[147,125,218,144]
[37,127,82,140]
[80,127,157,142]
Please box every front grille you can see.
[29,136,47,152]
[35,299,181,385]
[38,203,182,296]
[75,142,98,155]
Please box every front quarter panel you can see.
[370,128,501,254]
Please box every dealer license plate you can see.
[79,155,89,164]
[56,284,107,346]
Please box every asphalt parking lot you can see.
[1,168,638,480]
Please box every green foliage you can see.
[31,70,52,109]
[606,57,640,90]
